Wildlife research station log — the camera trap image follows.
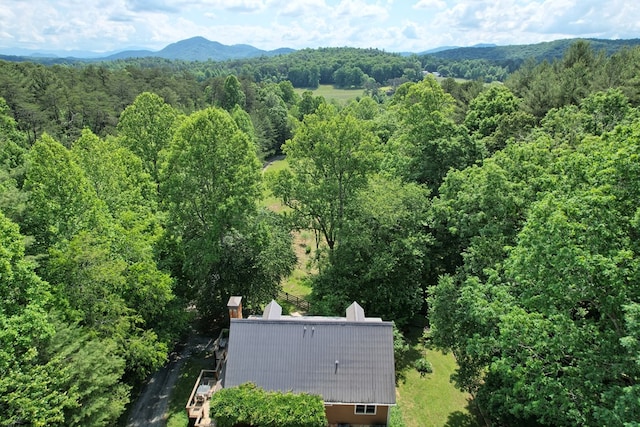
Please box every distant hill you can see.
[0,37,295,62]
[426,38,640,63]
[2,37,640,66]
[419,43,497,55]
[104,37,294,61]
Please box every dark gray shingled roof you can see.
[224,314,396,405]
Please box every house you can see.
[223,297,396,426]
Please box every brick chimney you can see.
[227,296,243,320]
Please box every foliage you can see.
[310,176,431,326]
[116,91,180,191]
[429,104,640,425]
[194,210,296,322]
[210,383,327,427]
[162,106,262,294]
[414,358,433,376]
[4,37,640,427]
[463,84,535,152]
[385,75,485,193]
[23,133,106,254]
[388,405,407,427]
[270,103,380,252]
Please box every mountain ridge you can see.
[2,37,640,64]
[0,36,296,62]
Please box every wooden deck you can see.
[186,329,228,427]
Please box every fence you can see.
[278,291,311,312]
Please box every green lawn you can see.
[294,84,364,104]
[262,158,314,301]
[261,157,289,213]
[396,345,480,427]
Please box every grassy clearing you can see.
[282,229,315,297]
[261,157,289,213]
[396,333,480,427]
[294,84,364,104]
[262,158,314,299]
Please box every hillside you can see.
[105,36,295,61]
[0,37,295,62]
[428,37,640,63]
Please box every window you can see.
[354,405,376,415]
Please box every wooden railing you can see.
[186,328,229,426]
[278,291,310,312]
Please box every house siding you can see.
[325,404,390,426]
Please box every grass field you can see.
[294,84,365,104]
[396,347,480,427]
[262,158,315,300]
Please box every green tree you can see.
[162,107,262,294]
[0,97,28,222]
[116,92,179,192]
[23,133,105,254]
[270,104,380,252]
[429,115,640,426]
[385,76,485,192]
[464,84,534,152]
[195,210,296,322]
[220,75,246,111]
[72,128,156,216]
[0,212,74,426]
[311,176,431,325]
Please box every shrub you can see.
[210,383,327,427]
[414,357,433,377]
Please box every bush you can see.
[414,357,433,377]
[389,404,407,427]
[210,383,327,427]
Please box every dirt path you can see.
[125,333,213,427]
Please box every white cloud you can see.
[413,0,445,9]
[333,0,389,20]
[278,0,329,18]
[2,0,640,54]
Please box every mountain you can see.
[426,38,640,63]
[0,47,128,59]
[419,43,497,55]
[103,37,294,61]
[0,37,295,62]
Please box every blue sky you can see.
[1,0,638,54]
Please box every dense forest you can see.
[1,39,640,426]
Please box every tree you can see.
[162,107,262,294]
[23,133,106,254]
[220,75,246,111]
[311,176,432,325]
[384,76,485,193]
[0,97,28,223]
[195,210,296,322]
[0,212,73,426]
[270,104,380,252]
[72,128,156,216]
[116,92,179,192]
[429,115,640,426]
[463,84,534,152]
